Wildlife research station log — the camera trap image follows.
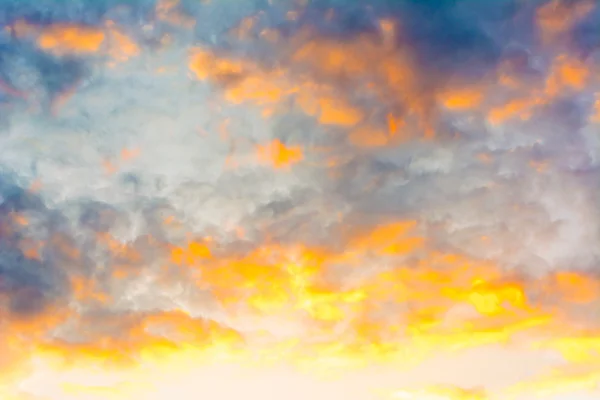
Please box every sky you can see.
[0,0,600,399]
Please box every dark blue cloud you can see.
[0,174,70,317]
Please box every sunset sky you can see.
[1,0,600,399]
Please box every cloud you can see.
[1,0,600,399]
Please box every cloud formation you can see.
[0,0,600,399]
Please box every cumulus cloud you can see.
[1,0,600,399]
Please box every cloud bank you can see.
[0,0,600,399]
